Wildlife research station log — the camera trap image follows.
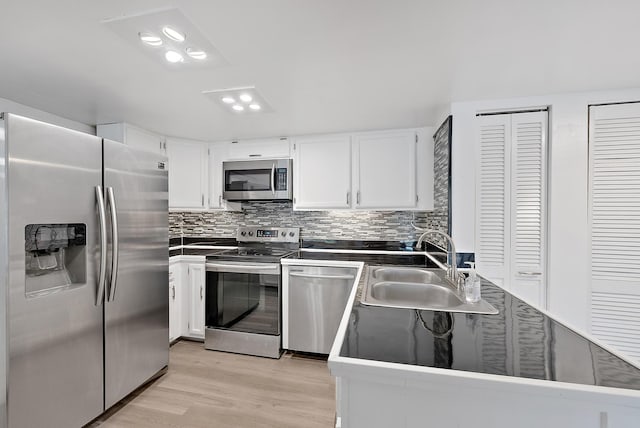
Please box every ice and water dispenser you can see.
[24,223,87,297]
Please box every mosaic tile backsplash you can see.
[170,120,453,247]
[170,202,436,243]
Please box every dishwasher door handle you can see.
[289,272,355,280]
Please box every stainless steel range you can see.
[204,226,299,358]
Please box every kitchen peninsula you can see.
[329,268,640,428]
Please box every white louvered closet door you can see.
[589,103,640,362]
[510,112,547,306]
[476,111,547,307]
[476,114,511,287]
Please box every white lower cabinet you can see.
[187,261,206,338]
[169,256,206,341]
[168,262,182,342]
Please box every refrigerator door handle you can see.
[106,186,119,302]
[95,185,108,306]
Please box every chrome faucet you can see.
[415,229,464,290]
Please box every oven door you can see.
[205,261,281,336]
[222,158,292,201]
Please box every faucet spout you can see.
[415,229,462,290]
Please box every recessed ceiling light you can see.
[232,105,244,112]
[165,50,184,63]
[138,32,163,46]
[239,93,253,103]
[162,26,185,42]
[186,47,207,60]
[222,96,235,104]
[249,104,261,111]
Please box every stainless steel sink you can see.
[361,266,498,315]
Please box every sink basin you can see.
[372,267,442,284]
[361,265,498,315]
[371,281,462,309]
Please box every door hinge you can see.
[201,194,204,206]
[416,194,419,203]
[415,134,418,143]
[293,143,296,151]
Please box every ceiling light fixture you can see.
[186,47,207,60]
[165,50,184,63]
[203,87,273,114]
[138,32,163,46]
[162,26,185,42]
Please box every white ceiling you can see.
[1,0,639,141]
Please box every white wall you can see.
[450,87,640,333]
[0,97,94,134]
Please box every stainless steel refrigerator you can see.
[0,113,169,427]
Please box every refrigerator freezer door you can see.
[103,139,169,409]
[6,114,104,427]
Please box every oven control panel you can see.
[237,227,299,243]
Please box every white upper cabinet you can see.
[353,131,417,209]
[166,137,208,209]
[293,129,430,211]
[227,137,290,159]
[208,143,241,211]
[293,135,352,209]
[97,122,166,155]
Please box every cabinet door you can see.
[188,263,206,338]
[353,131,417,209]
[166,138,207,209]
[293,135,352,209]
[227,137,290,159]
[169,263,181,341]
[97,123,165,154]
[208,143,241,210]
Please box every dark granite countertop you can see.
[291,251,438,267]
[339,266,640,392]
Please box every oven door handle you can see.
[206,262,280,273]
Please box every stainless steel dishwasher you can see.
[287,265,357,354]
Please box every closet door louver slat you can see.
[590,103,640,363]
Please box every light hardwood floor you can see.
[88,341,336,427]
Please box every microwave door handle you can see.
[271,163,276,195]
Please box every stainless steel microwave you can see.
[223,158,293,201]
